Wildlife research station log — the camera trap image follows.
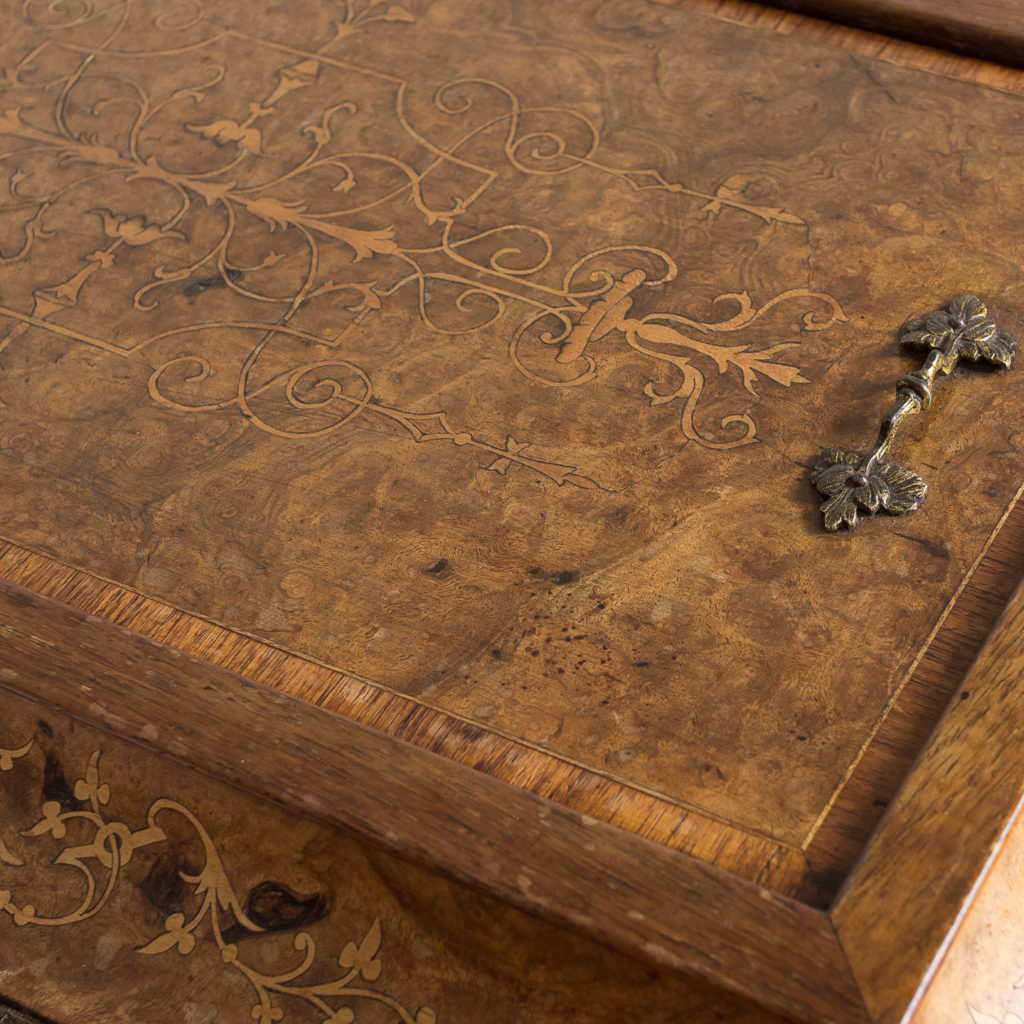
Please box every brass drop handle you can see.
[812,294,1015,531]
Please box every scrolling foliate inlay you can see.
[0,0,846,488]
[0,735,437,1024]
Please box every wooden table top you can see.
[2,2,1024,1021]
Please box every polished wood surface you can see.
[3,1,1024,1022]
[2,0,1024,871]
[0,540,817,901]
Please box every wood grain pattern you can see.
[834,577,1024,1023]
[1,0,1023,855]
[0,536,817,902]
[3,4,1024,1021]
[753,0,1024,69]
[0,689,787,1024]
[0,579,868,1024]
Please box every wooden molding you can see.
[752,0,1024,70]
[673,0,1024,91]
[2,3,1024,1021]
[4,546,1024,1023]
[0,578,866,1024]
[805,494,1024,890]
[834,575,1024,1022]
[0,537,813,901]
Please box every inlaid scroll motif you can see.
[0,736,437,1024]
[0,0,847,486]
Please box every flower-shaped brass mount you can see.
[812,294,1015,531]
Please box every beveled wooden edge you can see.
[804,490,1024,891]
[832,573,1024,1023]
[0,578,866,1024]
[753,0,1024,70]
[671,0,1024,98]
[0,537,815,901]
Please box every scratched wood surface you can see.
[2,0,1024,869]
[0,688,787,1024]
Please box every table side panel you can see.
[0,538,816,901]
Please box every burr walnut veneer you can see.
[1,1,1024,1022]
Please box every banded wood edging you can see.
[3,565,1024,1024]
[0,577,865,1024]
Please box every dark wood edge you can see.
[0,578,868,1024]
[664,0,1024,99]
[0,1001,54,1024]
[831,574,1024,1023]
[754,0,1024,70]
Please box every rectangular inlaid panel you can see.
[1,0,1023,846]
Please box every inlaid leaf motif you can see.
[23,800,67,839]
[0,741,32,772]
[73,750,110,806]
[1,735,435,1023]
[338,918,383,980]
[324,1010,355,1024]
[244,195,309,230]
[93,210,186,246]
[186,118,263,154]
[138,912,197,955]
[310,221,397,261]
[736,344,808,392]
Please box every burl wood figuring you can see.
[2,1,1024,1022]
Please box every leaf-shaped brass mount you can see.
[812,294,1015,531]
